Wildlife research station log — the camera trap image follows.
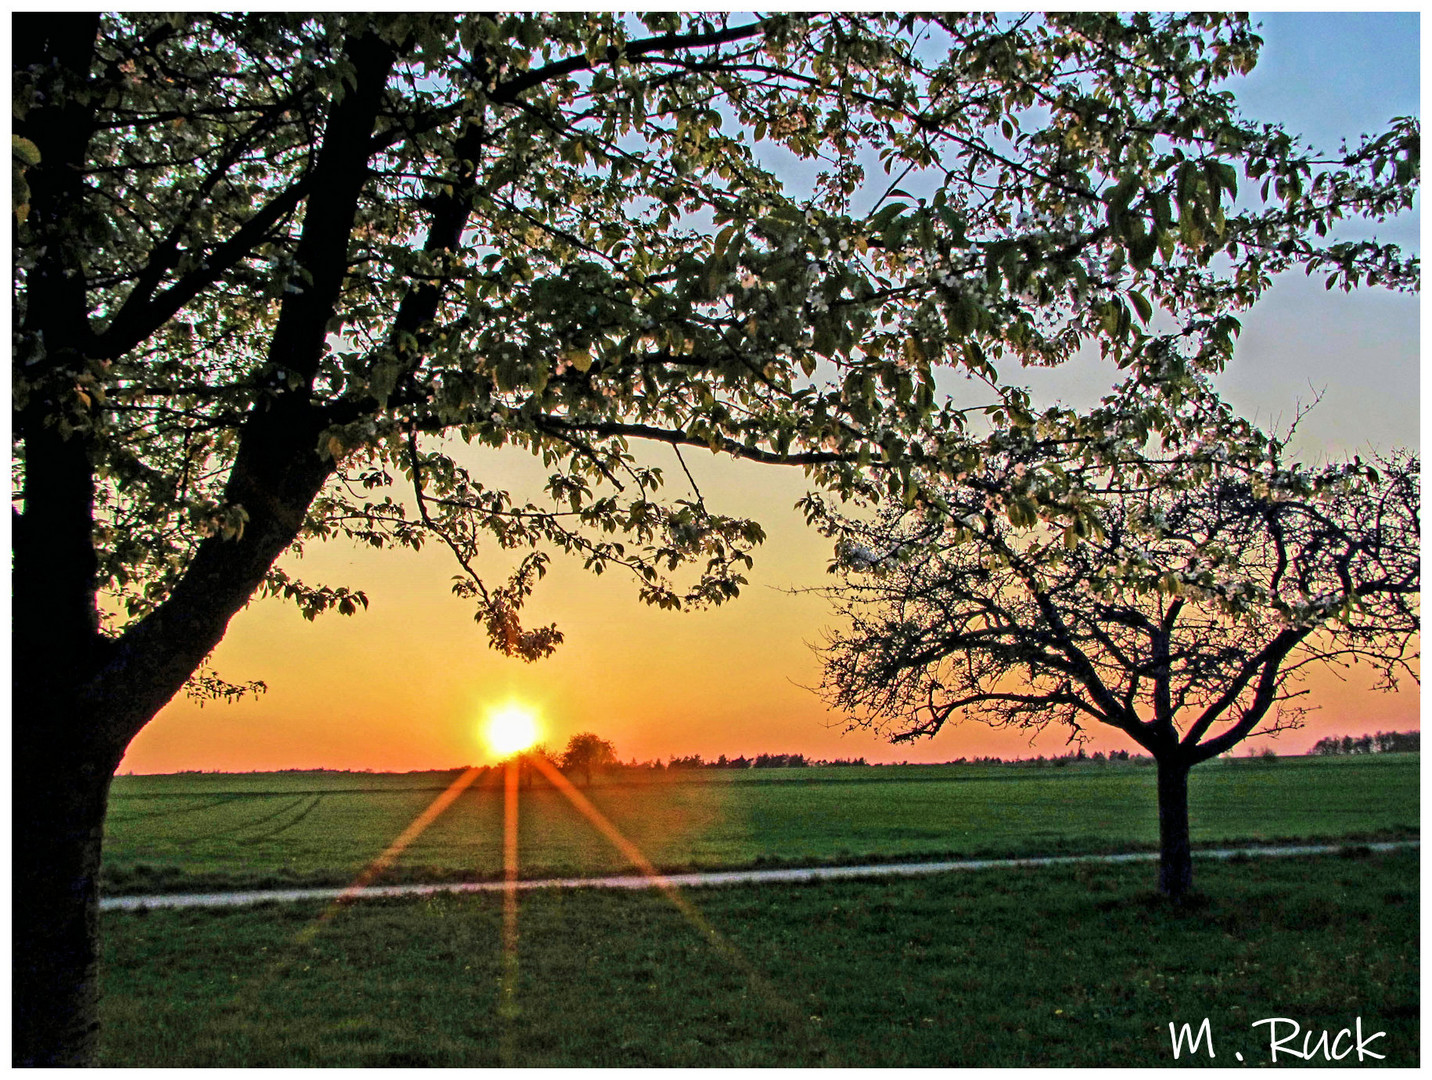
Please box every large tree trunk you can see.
[12,713,123,1066]
[13,18,405,1066]
[1155,755,1194,901]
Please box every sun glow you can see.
[482,702,542,759]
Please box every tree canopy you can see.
[15,13,1417,698]
[560,732,619,783]
[816,401,1420,758]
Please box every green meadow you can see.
[103,754,1419,895]
[97,754,1419,1066]
[99,848,1418,1066]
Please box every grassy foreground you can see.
[103,754,1419,894]
[98,848,1418,1067]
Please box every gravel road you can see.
[99,840,1418,911]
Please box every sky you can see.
[118,13,1421,774]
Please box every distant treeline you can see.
[948,748,1150,767]
[636,748,1151,769]
[636,753,869,770]
[1309,731,1419,756]
[130,737,1418,780]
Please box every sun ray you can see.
[286,765,483,949]
[236,764,488,1014]
[241,753,822,1064]
[339,765,485,901]
[498,756,521,1064]
[525,754,824,1055]
[527,755,672,886]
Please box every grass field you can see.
[103,754,1419,895]
[98,847,1419,1067]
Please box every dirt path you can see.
[99,840,1417,912]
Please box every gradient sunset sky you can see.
[119,13,1420,774]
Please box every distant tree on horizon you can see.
[817,403,1420,902]
[754,752,808,768]
[560,733,618,786]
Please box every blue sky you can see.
[1020,12,1420,458]
[753,12,1421,456]
[1243,12,1419,154]
[1226,12,1419,457]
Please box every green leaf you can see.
[12,135,40,167]
[1129,227,1158,271]
[869,202,908,232]
[1105,174,1140,232]
[1007,495,1038,529]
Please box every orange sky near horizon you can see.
[119,433,1419,776]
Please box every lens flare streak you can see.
[498,757,521,1064]
[254,765,485,998]
[527,755,724,947]
[259,754,819,1062]
[524,754,820,1051]
[338,765,484,902]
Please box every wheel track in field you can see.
[103,794,245,824]
[112,793,325,841]
[98,839,1418,911]
[242,794,325,842]
[182,795,313,840]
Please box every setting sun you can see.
[482,703,542,759]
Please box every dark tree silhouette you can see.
[816,400,1419,901]
[560,733,618,786]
